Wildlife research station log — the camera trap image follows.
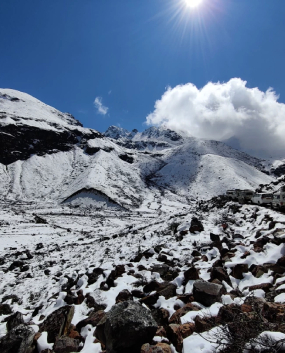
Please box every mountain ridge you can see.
[0,89,278,208]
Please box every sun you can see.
[184,0,203,8]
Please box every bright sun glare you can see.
[184,0,203,8]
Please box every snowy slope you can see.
[0,89,86,132]
[0,89,275,207]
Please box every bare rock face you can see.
[95,301,157,353]
[39,305,74,343]
[193,280,225,307]
[0,324,35,353]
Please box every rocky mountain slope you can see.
[0,89,275,209]
[1,89,285,353]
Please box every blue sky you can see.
[1,0,285,135]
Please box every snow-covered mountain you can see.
[0,89,275,209]
[1,90,285,353]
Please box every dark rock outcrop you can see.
[0,123,101,165]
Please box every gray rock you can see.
[193,280,225,306]
[0,324,35,353]
[6,312,24,332]
[53,335,80,353]
[0,304,12,315]
[95,301,157,353]
[39,305,74,343]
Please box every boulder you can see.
[151,264,178,281]
[0,324,35,353]
[166,324,183,353]
[193,280,225,307]
[194,316,212,333]
[53,336,80,353]
[189,218,204,233]
[183,267,200,282]
[151,308,170,327]
[39,305,74,343]
[277,256,285,267]
[230,264,249,279]
[210,267,231,286]
[6,312,24,332]
[76,310,105,333]
[169,303,200,324]
[179,323,195,339]
[0,304,12,315]
[85,293,106,311]
[210,233,220,242]
[116,289,133,303]
[86,267,104,285]
[263,302,285,322]
[157,283,177,299]
[95,301,157,353]
[141,343,171,353]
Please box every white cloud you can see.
[94,96,108,115]
[146,78,285,157]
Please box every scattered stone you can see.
[240,251,250,259]
[8,260,24,271]
[39,305,74,343]
[193,280,225,307]
[277,256,285,267]
[210,267,231,286]
[95,301,157,353]
[230,264,249,279]
[189,218,204,233]
[184,267,200,282]
[194,316,212,333]
[179,323,195,339]
[116,289,133,303]
[34,215,47,224]
[263,302,285,322]
[151,308,169,327]
[53,335,80,353]
[0,304,12,315]
[85,293,106,311]
[0,324,35,353]
[166,324,183,353]
[1,295,20,304]
[169,303,200,324]
[141,342,171,353]
[76,310,105,333]
[210,233,220,242]
[131,289,145,298]
[250,265,268,278]
[247,283,272,293]
[191,250,201,257]
[6,312,24,332]
[86,267,104,285]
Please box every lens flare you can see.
[184,0,203,8]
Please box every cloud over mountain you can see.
[146,78,285,157]
[94,96,109,115]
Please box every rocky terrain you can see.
[1,89,285,353]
